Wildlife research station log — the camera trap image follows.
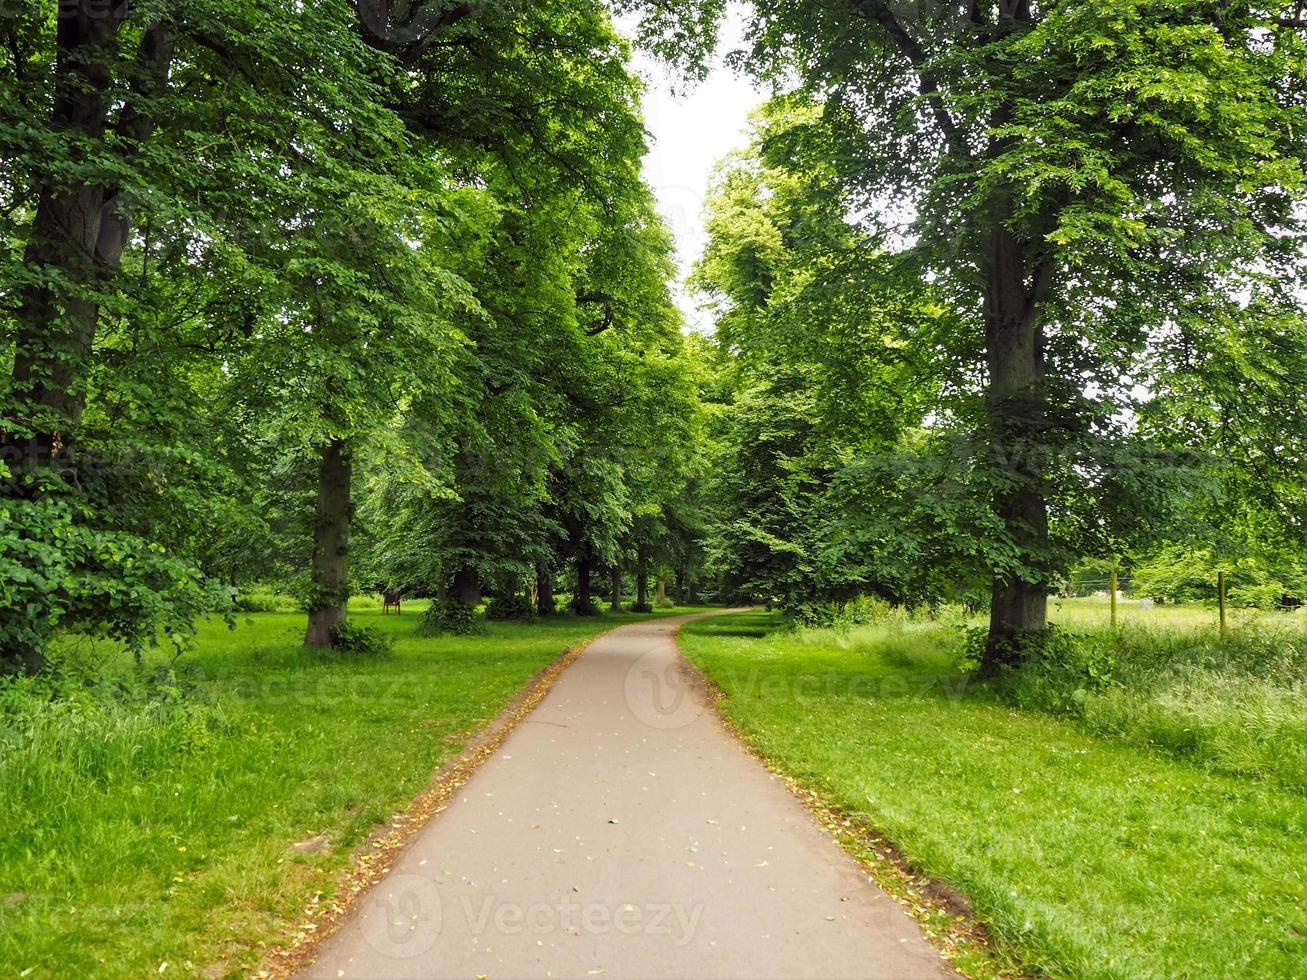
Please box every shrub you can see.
[418,599,483,636]
[485,592,535,622]
[327,620,393,657]
[234,591,298,613]
[784,596,903,632]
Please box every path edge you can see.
[253,619,633,979]
[669,615,1022,980]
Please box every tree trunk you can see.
[609,563,623,612]
[656,576,668,607]
[304,440,352,647]
[981,207,1050,674]
[572,556,596,615]
[7,16,175,456]
[635,550,651,611]
[536,562,555,616]
[686,574,699,606]
[450,565,482,607]
[2,17,176,676]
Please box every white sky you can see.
[625,4,766,332]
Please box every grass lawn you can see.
[0,603,696,978]
[1046,594,1296,631]
[679,611,1307,979]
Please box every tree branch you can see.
[849,0,972,161]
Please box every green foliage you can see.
[233,591,298,614]
[1132,544,1307,607]
[989,628,1118,714]
[418,598,484,636]
[680,0,1307,661]
[1,0,713,668]
[0,472,230,666]
[485,592,536,623]
[326,621,393,658]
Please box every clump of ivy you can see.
[485,592,535,622]
[326,621,393,657]
[418,599,483,636]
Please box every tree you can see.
[674,0,1307,664]
[1,0,414,667]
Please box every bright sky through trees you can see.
[626,3,764,332]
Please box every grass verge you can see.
[679,611,1307,979]
[0,604,698,978]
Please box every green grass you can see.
[0,602,698,978]
[679,611,1307,979]
[1048,594,1304,632]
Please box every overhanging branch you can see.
[850,0,972,161]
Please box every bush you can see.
[485,592,535,622]
[327,620,392,657]
[418,599,483,635]
[786,596,899,632]
[234,591,298,613]
[986,627,1117,714]
[569,596,602,617]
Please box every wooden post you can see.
[1218,570,1227,634]
[1109,565,1118,628]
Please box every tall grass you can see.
[1022,621,1307,790]
[778,598,1307,791]
[0,669,235,841]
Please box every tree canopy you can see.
[2,0,1306,671]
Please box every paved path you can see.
[301,612,955,980]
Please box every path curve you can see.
[300,611,956,979]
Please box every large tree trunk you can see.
[450,565,482,607]
[304,440,353,647]
[536,562,555,616]
[7,16,175,459]
[982,207,1050,674]
[609,563,623,612]
[634,549,651,612]
[571,556,596,615]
